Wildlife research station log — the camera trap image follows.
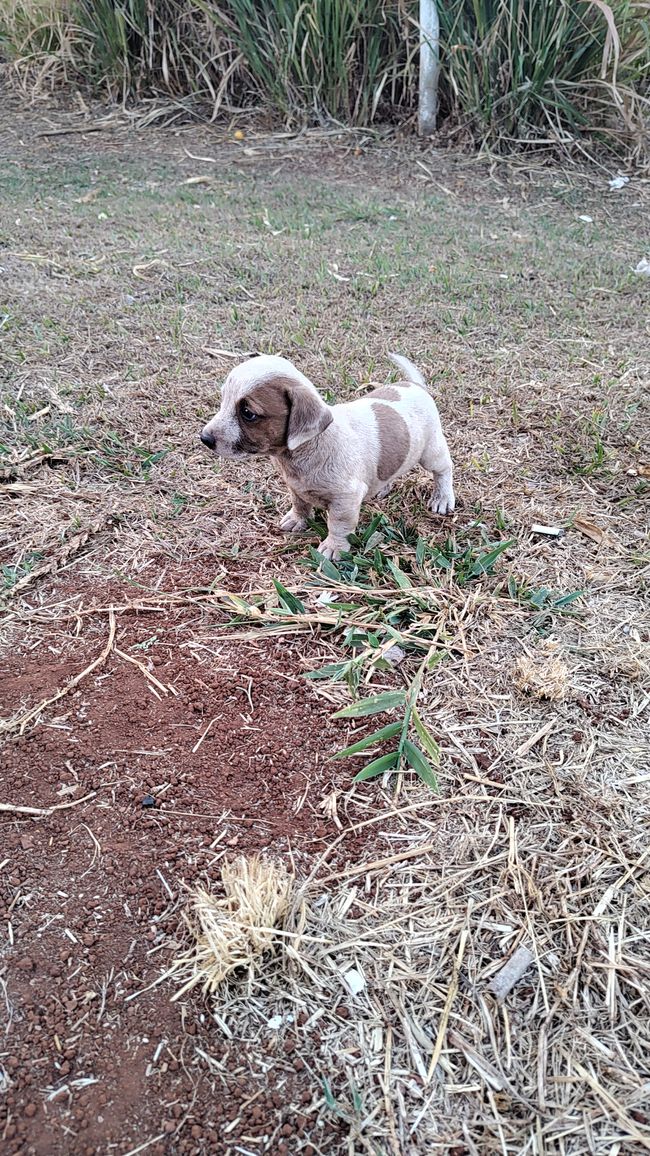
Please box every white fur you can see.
[201,353,455,560]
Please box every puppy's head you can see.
[200,355,332,459]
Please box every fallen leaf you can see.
[182,175,212,186]
[574,516,607,544]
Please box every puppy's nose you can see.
[201,431,216,449]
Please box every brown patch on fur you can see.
[285,379,332,450]
[372,402,410,481]
[368,385,402,402]
[235,382,291,454]
[235,375,332,456]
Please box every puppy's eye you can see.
[240,403,259,424]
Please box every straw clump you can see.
[513,646,570,702]
[170,855,294,1000]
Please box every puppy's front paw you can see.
[280,509,308,533]
[319,538,345,562]
[430,489,455,516]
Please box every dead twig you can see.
[0,792,97,817]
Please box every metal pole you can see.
[418,0,439,137]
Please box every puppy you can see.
[200,353,455,560]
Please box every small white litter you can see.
[577,215,593,223]
[384,645,405,666]
[343,968,366,996]
[531,523,564,538]
[264,1012,292,1031]
[316,590,339,605]
[489,945,535,1001]
[634,258,650,278]
[608,175,629,190]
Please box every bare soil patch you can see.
[1,590,378,1156]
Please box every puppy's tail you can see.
[387,352,428,390]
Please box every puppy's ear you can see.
[286,382,333,452]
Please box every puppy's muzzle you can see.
[200,430,216,450]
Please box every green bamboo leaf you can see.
[333,721,402,758]
[386,559,412,588]
[305,662,350,680]
[412,707,441,765]
[309,546,341,580]
[353,750,399,782]
[469,539,515,578]
[553,589,583,608]
[430,549,452,570]
[403,740,438,791]
[333,691,405,719]
[322,1078,337,1111]
[272,578,306,615]
[529,586,551,608]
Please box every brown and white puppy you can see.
[200,353,455,560]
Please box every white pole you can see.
[418,0,439,137]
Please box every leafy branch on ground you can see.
[331,650,441,790]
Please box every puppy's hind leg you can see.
[376,481,393,500]
[420,435,455,516]
[280,489,313,533]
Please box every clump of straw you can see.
[169,855,294,1000]
[513,649,569,702]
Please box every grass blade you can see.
[403,739,438,791]
[386,559,412,588]
[333,721,402,758]
[306,661,351,680]
[553,590,584,608]
[412,707,441,766]
[272,578,306,614]
[468,539,515,578]
[353,750,399,782]
[333,691,405,719]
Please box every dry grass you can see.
[513,646,570,702]
[1,106,649,1153]
[168,857,294,998]
[169,812,650,1153]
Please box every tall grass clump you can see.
[208,0,417,124]
[0,0,418,123]
[0,1,648,158]
[437,0,650,157]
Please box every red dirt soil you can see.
[0,588,378,1155]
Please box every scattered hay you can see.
[165,806,650,1154]
[513,646,570,701]
[169,856,294,1000]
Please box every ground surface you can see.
[1,97,649,1155]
